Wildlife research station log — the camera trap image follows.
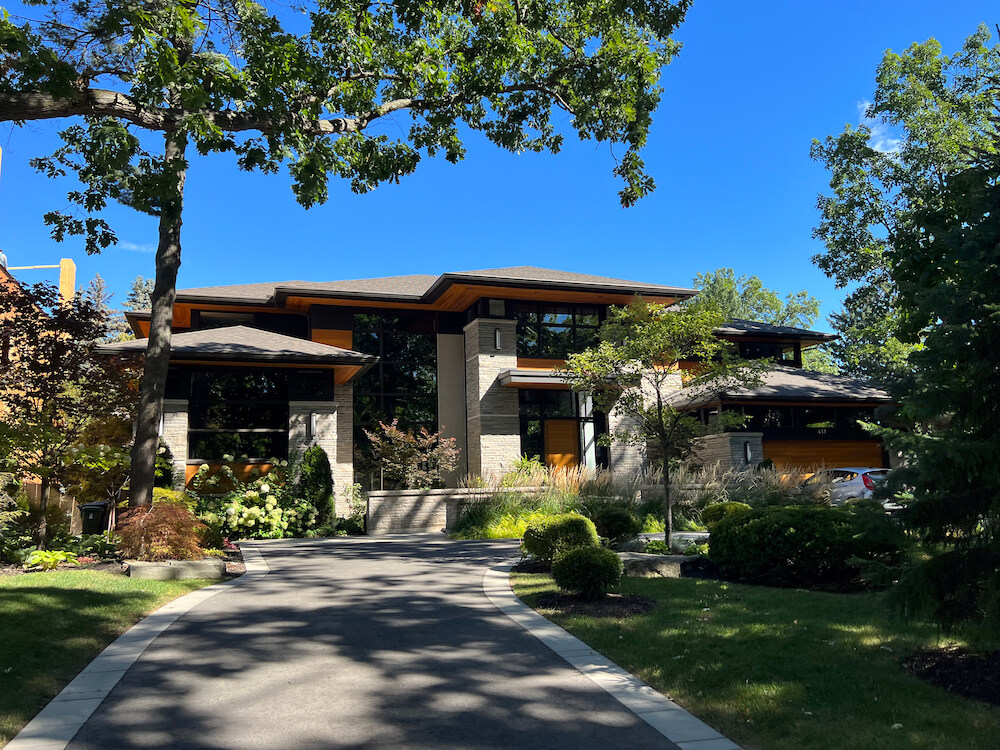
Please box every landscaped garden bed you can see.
[511,572,1000,750]
[0,570,214,746]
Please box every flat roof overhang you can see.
[498,369,571,390]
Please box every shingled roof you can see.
[672,366,892,408]
[174,266,699,305]
[718,319,837,341]
[96,326,377,368]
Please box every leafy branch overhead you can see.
[1,0,692,249]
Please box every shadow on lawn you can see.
[66,537,677,750]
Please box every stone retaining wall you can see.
[366,488,494,535]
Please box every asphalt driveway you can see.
[64,536,680,750]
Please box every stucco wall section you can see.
[691,432,764,468]
[437,333,467,484]
[464,318,520,478]
[161,399,189,491]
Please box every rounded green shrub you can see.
[522,513,599,562]
[296,445,334,527]
[709,504,906,589]
[589,506,642,544]
[552,546,624,600]
[701,501,752,528]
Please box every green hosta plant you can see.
[24,549,79,571]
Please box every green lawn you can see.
[0,570,212,746]
[512,573,1000,750]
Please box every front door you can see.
[544,419,580,468]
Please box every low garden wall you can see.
[366,488,496,534]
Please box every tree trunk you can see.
[36,476,49,550]
[662,447,673,550]
[129,132,188,507]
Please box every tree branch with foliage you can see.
[1,0,692,506]
[811,25,1000,384]
[0,281,140,547]
[363,420,458,490]
[562,297,764,544]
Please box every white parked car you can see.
[802,467,890,504]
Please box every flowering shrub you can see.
[193,461,319,540]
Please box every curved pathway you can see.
[14,536,738,749]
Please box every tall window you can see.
[352,312,438,439]
[513,303,601,359]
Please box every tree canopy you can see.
[0,0,692,504]
[0,281,140,546]
[811,25,1000,384]
[880,132,1000,634]
[563,297,762,542]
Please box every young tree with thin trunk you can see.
[0,281,140,547]
[0,0,692,505]
[562,297,763,544]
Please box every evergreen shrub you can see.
[522,513,599,562]
[296,445,335,526]
[552,546,624,599]
[589,506,642,544]
[709,504,906,589]
[701,501,751,528]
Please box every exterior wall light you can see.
[494,328,502,350]
[743,440,752,465]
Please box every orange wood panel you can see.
[185,462,274,489]
[311,329,353,349]
[762,440,885,471]
[544,419,580,468]
[516,357,566,370]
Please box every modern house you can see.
[98,266,892,494]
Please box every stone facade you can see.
[690,431,764,468]
[288,383,354,516]
[161,399,189,491]
[464,318,520,478]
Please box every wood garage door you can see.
[763,440,885,470]
[544,419,580,468]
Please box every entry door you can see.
[544,419,580,469]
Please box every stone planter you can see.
[125,558,226,580]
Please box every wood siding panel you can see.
[762,440,885,470]
[311,329,353,349]
[544,419,580,468]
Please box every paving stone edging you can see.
[484,561,742,750]
[6,544,270,750]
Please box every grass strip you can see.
[512,572,1000,750]
[0,570,213,746]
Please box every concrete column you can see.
[464,318,520,478]
[161,399,189,491]
[437,333,467,484]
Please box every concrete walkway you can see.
[13,536,739,750]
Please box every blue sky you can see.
[0,1,992,327]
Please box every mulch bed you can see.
[535,591,657,617]
[511,559,551,574]
[904,646,1000,707]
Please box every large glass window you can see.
[735,404,878,438]
[513,303,602,359]
[352,312,438,440]
[518,389,606,468]
[167,367,336,461]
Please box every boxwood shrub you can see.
[552,546,624,600]
[701,501,751,528]
[589,506,642,544]
[709,504,906,589]
[522,513,599,562]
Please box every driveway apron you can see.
[67,536,679,749]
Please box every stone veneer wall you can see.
[607,372,684,476]
[161,399,189,491]
[464,318,520,478]
[690,432,764,469]
[366,488,492,534]
[288,383,354,516]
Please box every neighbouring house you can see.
[96,266,893,496]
